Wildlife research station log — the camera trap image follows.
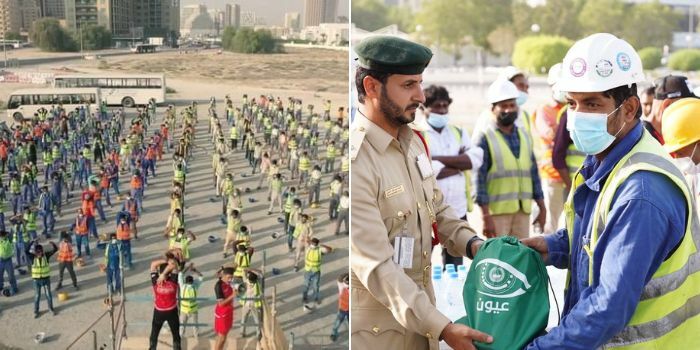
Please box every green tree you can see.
[222,26,236,51]
[578,0,625,37]
[78,25,112,50]
[623,1,681,49]
[387,6,415,33]
[638,47,663,70]
[351,0,390,31]
[487,25,517,57]
[4,32,22,42]
[512,35,573,74]
[227,28,280,54]
[30,18,77,52]
[530,0,583,40]
[668,49,700,71]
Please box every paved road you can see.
[0,100,349,349]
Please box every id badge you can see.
[416,153,433,179]
[393,230,415,269]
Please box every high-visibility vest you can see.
[31,255,50,279]
[126,200,138,217]
[229,127,238,140]
[288,138,297,151]
[299,157,311,171]
[169,236,190,259]
[52,146,61,160]
[75,216,88,234]
[338,286,349,311]
[244,281,262,308]
[173,169,185,183]
[0,238,13,259]
[236,231,251,246]
[180,284,198,314]
[556,107,585,178]
[284,193,295,213]
[10,178,20,193]
[533,104,566,181]
[57,242,74,262]
[305,247,322,272]
[423,126,475,212]
[341,157,349,172]
[326,145,337,159]
[271,178,283,192]
[330,180,342,196]
[483,127,533,215]
[131,177,142,190]
[82,148,92,160]
[234,251,250,277]
[116,223,131,240]
[24,212,37,231]
[565,131,700,349]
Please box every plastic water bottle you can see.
[454,268,467,321]
[432,269,446,314]
[457,265,468,281]
[445,263,455,273]
[444,272,461,321]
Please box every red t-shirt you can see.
[151,272,178,311]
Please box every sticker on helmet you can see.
[617,52,631,71]
[595,59,613,78]
[570,58,586,77]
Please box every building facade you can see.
[304,0,337,27]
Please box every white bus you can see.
[53,74,166,108]
[6,88,101,123]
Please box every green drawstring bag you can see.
[456,236,549,350]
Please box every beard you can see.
[379,85,418,126]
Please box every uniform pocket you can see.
[351,308,406,350]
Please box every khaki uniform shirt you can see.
[350,113,477,350]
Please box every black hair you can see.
[423,85,453,107]
[311,238,320,245]
[222,267,235,276]
[185,275,194,284]
[355,67,392,104]
[158,263,168,274]
[643,86,655,96]
[602,83,642,119]
[247,271,258,282]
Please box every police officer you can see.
[350,36,492,350]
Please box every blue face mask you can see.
[427,113,449,129]
[566,104,625,155]
[516,91,529,106]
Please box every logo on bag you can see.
[475,258,531,299]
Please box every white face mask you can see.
[675,144,700,175]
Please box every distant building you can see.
[180,4,214,37]
[284,11,300,31]
[133,0,180,42]
[304,0,337,27]
[0,0,21,37]
[300,22,348,45]
[240,10,255,27]
[224,3,240,28]
[19,0,39,32]
[40,0,64,18]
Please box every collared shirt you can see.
[474,125,543,205]
[425,125,483,217]
[528,122,686,349]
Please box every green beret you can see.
[354,35,433,75]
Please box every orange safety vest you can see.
[57,242,74,262]
[116,223,131,240]
[126,200,138,218]
[146,147,156,160]
[100,174,109,190]
[131,177,142,190]
[89,186,101,200]
[338,286,349,312]
[75,216,88,235]
[81,200,94,217]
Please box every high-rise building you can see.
[0,0,21,37]
[180,4,214,37]
[63,0,99,31]
[284,12,300,31]
[240,10,255,27]
[18,0,39,31]
[223,3,239,28]
[133,0,179,41]
[304,0,337,27]
[40,0,64,18]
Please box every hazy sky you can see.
[182,0,350,26]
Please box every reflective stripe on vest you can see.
[24,212,37,231]
[565,131,700,348]
[565,144,586,177]
[341,157,349,172]
[299,157,311,171]
[284,194,295,213]
[484,127,533,215]
[32,256,50,279]
[423,126,474,212]
[305,247,321,272]
[180,284,198,314]
[174,170,185,182]
[57,242,73,262]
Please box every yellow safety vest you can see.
[564,130,700,349]
[229,127,238,139]
[180,284,198,314]
[483,127,533,215]
[31,256,50,279]
[556,107,585,178]
[341,157,349,172]
[299,157,311,171]
[234,251,250,277]
[240,281,263,308]
[305,247,322,272]
[423,126,474,212]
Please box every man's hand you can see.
[482,214,496,238]
[470,239,483,259]
[441,323,493,350]
[532,200,546,233]
[521,236,549,263]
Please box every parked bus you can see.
[53,74,166,107]
[6,88,101,123]
[131,44,157,53]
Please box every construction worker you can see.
[420,84,483,267]
[122,192,140,239]
[165,208,183,239]
[169,228,196,261]
[130,172,144,211]
[223,209,241,259]
[81,191,98,238]
[351,36,490,350]
[38,185,55,238]
[241,269,263,339]
[221,173,234,217]
[474,79,546,239]
[148,259,181,350]
[639,86,654,119]
[232,243,253,285]
[287,199,303,251]
[9,172,20,215]
[473,66,533,140]
[10,215,29,270]
[660,97,700,212]
[298,151,311,188]
[646,75,696,144]
[22,205,38,240]
[325,140,338,173]
[104,233,123,295]
[282,186,297,234]
[328,174,343,220]
[335,190,349,235]
[523,33,700,349]
[531,63,569,234]
[330,272,349,342]
[55,231,78,290]
[116,215,133,269]
[179,264,203,339]
[293,214,313,272]
[0,230,17,296]
[27,240,58,318]
[302,238,329,306]
[308,165,322,208]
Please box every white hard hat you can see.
[547,63,563,86]
[487,79,520,104]
[498,66,525,81]
[558,33,644,93]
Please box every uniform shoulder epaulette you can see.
[349,126,367,161]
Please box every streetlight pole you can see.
[3,31,7,68]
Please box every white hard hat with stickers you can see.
[487,79,520,104]
[557,33,645,93]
